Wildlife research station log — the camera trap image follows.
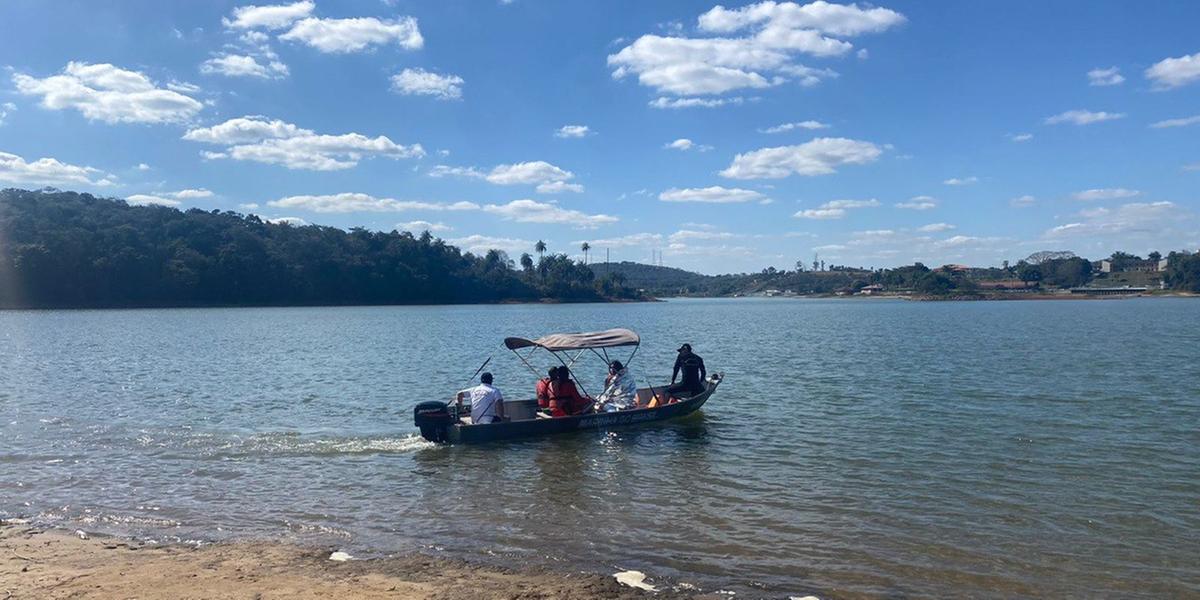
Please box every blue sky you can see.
[1,0,1198,273]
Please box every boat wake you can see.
[135,430,436,458]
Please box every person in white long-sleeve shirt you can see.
[465,372,506,424]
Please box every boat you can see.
[412,328,723,444]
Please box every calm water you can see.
[2,298,1198,598]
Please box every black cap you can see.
[677,343,691,352]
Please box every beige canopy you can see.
[504,328,640,352]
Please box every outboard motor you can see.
[414,401,454,443]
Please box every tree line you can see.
[0,189,638,309]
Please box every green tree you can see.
[580,241,590,265]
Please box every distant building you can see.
[1069,286,1147,295]
[857,284,884,295]
[977,280,1038,291]
[1100,259,1166,273]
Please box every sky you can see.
[1,0,1198,274]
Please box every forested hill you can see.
[0,189,639,309]
[589,261,708,291]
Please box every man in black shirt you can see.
[667,343,706,398]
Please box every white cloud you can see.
[1150,115,1200,129]
[554,125,592,138]
[433,160,580,191]
[223,1,314,30]
[429,165,485,179]
[1044,109,1125,125]
[447,234,533,256]
[669,229,735,242]
[1145,51,1200,90]
[608,1,901,99]
[794,198,878,219]
[1043,201,1183,240]
[1185,162,1200,172]
[649,96,746,109]
[659,186,766,204]
[126,194,180,207]
[280,16,423,53]
[201,54,289,79]
[0,151,114,187]
[895,195,936,210]
[396,220,452,232]
[0,102,14,126]
[390,68,463,100]
[1010,194,1036,207]
[13,62,203,124]
[759,120,829,133]
[183,115,424,170]
[663,138,712,151]
[943,176,978,186]
[238,202,260,210]
[266,216,307,226]
[917,222,955,232]
[1070,187,1141,201]
[136,163,151,171]
[172,188,213,199]
[536,181,584,194]
[576,233,664,248]
[268,193,478,213]
[482,199,617,229]
[720,137,882,179]
[1087,66,1124,86]
[1008,132,1033,142]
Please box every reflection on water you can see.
[2,299,1199,598]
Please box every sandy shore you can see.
[0,523,717,599]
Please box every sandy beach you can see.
[0,523,710,600]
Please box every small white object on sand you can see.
[614,570,657,591]
[75,530,89,540]
[790,596,821,600]
[328,551,353,562]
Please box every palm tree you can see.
[580,242,591,265]
[519,252,534,272]
[535,240,547,262]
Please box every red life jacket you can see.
[535,377,552,409]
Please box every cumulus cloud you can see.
[482,199,617,229]
[0,151,115,187]
[1044,109,1125,125]
[669,229,735,242]
[1044,201,1183,240]
[794,198,878,219]
[607,1,901,99]
[575,233,665,248]
[1070,187,1141,201]
[447,234,534,256]
[430,160,580,191]
[895,195,936,210]
[266,216,308,226]
[223,1,314,30]
[396,220,452,232]
[13,62,203,124]
[125,194,181,207]
[663,138,712,151]
[554,125,592,138]
[1145,51,1200,90]
[201,54,289,79]
[0,102,15,127]
[759,120,829,133]
[1150,115,1200,129]
[172,188,214,199]
[280,16,423,53]
[1087,66,1124,86]
[917,222,955,232]
[390,68,463,100]
[649,96,746,109]
[720,137,881,179]
[943,176,978,185]
[183,115,423,170]
[1008,132,1033,142]
[658,186,766,203]
[268,193,477,213]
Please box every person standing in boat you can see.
[466,372,506,424]
[667,343,706,398]
[598,360,637,411]
[535,366,557,411]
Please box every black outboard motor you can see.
[414,401,454,443]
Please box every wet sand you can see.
[0,524,712,599]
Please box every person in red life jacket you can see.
[548,367,592,416]
[535,366,557,410]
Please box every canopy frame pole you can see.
[624,342,640,369]
[509,348,543,378]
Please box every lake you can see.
[1,298,1197,598]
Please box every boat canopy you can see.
[504,328,640,352]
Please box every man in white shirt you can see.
[466,372,506,424]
